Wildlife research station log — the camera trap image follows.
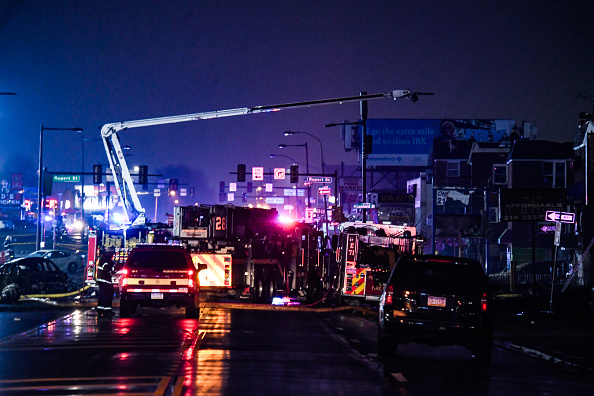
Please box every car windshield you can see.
[392,258,486,293]
[127,251,188,269]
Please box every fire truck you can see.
[332,222,423,305]
[171,204,328,303]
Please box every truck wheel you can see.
[265,270,276,303]
[306,272,323,304]
[254,271,265,303]
[377,325,397,357]
[120,299,131,318]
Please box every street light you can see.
[279,143,310,209]
[269,153,298,164]
[37,124,83,250]
[284,131,324,175]
[284,130,328,230]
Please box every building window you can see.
[446,161,460,177]
[542,161,566,188]
[492,164,508,185]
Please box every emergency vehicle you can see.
[333,222,423,304]
[91,88,426,302]
[171,204,328,303]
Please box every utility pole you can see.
[360,92,368,222]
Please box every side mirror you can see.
[197,263,207,272]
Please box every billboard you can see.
[499,188,566,222]
[364,119,516,166]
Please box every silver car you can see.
[27,250,85,273]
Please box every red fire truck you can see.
[332,222,423,305]
[172,204,328,304]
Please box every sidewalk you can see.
[492,289,594,372]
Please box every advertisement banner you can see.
[364,119,516,166]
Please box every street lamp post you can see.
[269,153,298,164]
[37,124,83,250]
[284,130,328,231]
[279,143,310,208]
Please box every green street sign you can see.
[53,174,80,183]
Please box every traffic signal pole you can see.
[360,92,368,223]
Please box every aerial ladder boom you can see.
[100,89,431,227]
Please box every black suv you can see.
[378,255,492,363]
[119,245,206,318]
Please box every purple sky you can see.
[1,1,594,219]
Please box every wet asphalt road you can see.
[0,304,593,395]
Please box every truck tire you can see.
[377,325,397,357]
[265,269,276,303]
[254,270,265,303]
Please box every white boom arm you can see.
[100,89,431,226]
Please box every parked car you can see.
[0,257,76,302]
[119,245,206,318]
[378,255,493,363]
[27,249,85,273]
[0,219,14,229]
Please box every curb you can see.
[495,340,593,373]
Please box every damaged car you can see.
[0,257,76,303]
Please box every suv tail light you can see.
[121,268,129,288]
[385,284,394,305]
[481,292,488,312]
[188,269,195,289]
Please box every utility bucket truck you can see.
[93,89,429,302]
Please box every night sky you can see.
[1,1,594,220]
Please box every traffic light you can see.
[169,178,178,191]
[42,171,53,196]
[138,165,148,189]
[190,187,195,197]
[247,182,253,193]
[332,206,345,223]
[93,165,102,184]
[237,164,246,182]
[242,192,247,203]
[290,165,299,183]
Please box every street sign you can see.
[306,176,332,183]
[545,210,575,223]
[274,168,286,180]
[353,202,376,209]
[318,186,331,195]
[53,174,80,183]
[252,167,264,181]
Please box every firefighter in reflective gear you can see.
[96,249,115,317]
